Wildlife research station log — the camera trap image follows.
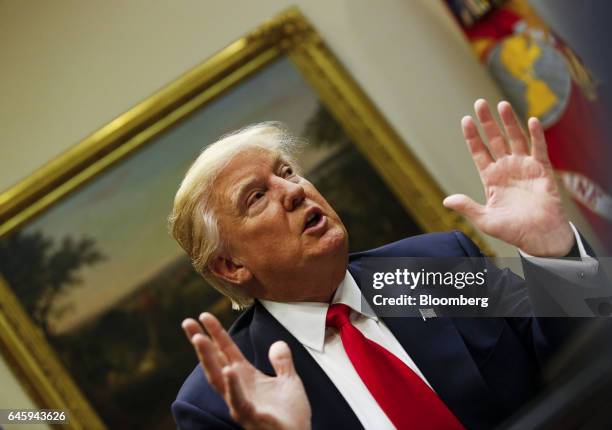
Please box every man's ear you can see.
[208,255,253,285]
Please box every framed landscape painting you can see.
[0,8,488,429]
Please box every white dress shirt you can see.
[260,224,594,429]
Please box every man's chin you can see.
[311,225,348,257]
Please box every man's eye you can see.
[247,191,265,207]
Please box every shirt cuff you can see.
[518,222,599,279]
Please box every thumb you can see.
[443,194,484,221]
[269,341,296,377]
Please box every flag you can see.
[446,0,612,252]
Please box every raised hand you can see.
[443,99,575,257]
[182,313,311,430]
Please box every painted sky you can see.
[24,58,322,333]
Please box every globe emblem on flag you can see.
[486,33,571,128]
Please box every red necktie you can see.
[326,303,464,430]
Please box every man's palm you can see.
[444,100,573,257]
[182,313,311,430]
[224,351,310,430]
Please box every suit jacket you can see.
[172,231,599,430]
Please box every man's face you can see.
[211,147,349,302]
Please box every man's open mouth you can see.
[303,207,325,233]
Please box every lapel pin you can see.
[419,308,437,321]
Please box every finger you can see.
[191,333,227,394]
[269,341,297,377]
[200,312,246,364]
[443,194,485,222]
[182,318,204,340]
[183,318,229,368]
[462,116,494,172]
[528,117,552,167]
[498,101,529,155]
[474,98,510,158]
[224,365,256,424]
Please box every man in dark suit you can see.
[168,99,605,429]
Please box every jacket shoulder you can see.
[348,230,481,262]
[172,364,234,429]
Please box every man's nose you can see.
[280,179,305,211]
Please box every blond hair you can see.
[168,122,300,309]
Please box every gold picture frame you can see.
[0,7,491,429]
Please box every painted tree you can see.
[0,230,106,335]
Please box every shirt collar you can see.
[259,270,378,352]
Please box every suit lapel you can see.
[249,302,364,430]
[348,265,504,428]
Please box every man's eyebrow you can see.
[229,154,286,209]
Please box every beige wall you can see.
[0,358,50,429]
[0,0,599,414]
